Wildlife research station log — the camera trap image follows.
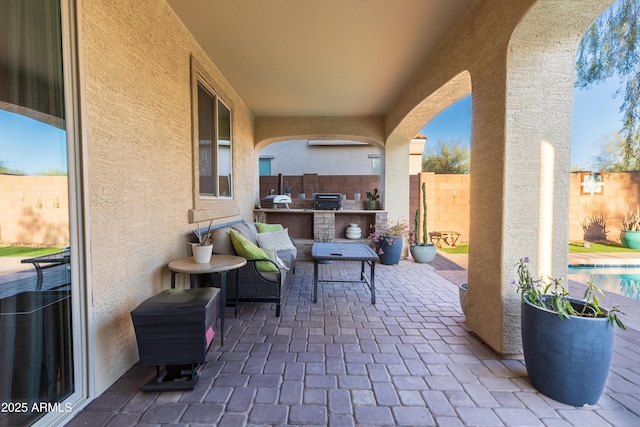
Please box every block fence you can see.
[1,172,636,246]
[0,175,70,245]
[262,171,640,246]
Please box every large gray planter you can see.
[521,294,615,406]
[410,244,436,263]
[458,283,468,316]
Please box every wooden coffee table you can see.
[311,242,379,304]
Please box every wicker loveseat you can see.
[205,220,296,316]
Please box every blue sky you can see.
[0,111,67,175]
[421,76,624,170]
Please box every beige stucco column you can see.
[466,0,613,357]
[383,137,412,227]
[409,137,426,174]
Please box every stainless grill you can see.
[314,193,342,210]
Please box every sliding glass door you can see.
[0,1,78,425]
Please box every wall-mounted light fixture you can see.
[36,192,43,209]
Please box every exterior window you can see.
[259,158,272,176]
[370,156,381,175]
[198,84,232,197]
[190,56,238,222]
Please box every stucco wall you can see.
[260,140,379,176]
[81,0,256,393]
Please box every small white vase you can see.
[192,244,213,263]
[345,224,361,239]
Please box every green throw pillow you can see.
[229,229,279,272]
[255,222,284,233]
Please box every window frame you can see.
[189,55,238,222]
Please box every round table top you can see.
[168,254,247,274]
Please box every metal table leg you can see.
[211,271,226,346]
[370,260,376,304]
[313,260,319,303]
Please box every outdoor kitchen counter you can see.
[254,208,382,213]
[253,209,388,241]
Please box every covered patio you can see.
[68,256,640,426]
[4,0,633,424]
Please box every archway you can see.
[384,72,472,226]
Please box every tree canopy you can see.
[575,0,640,170]
[0,158,24,175]
[422,139,470,174]
[591,131,628,172]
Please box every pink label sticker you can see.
[206,326,215,346]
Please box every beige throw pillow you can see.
[256,228,296,251]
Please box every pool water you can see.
[568,266,640,301]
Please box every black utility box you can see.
[130,288,220,390]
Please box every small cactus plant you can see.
[409,181,436,263]
[414,182,429,245]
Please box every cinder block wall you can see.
[568,172,640,243]
[261,171,640,246]
[260,174,381,201]
[8,171,635,248]
[0,175,69,245]
[420,173,471,244]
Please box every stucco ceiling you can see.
[166,0,474,117]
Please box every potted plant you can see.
[367,220,409,265]
[514,257,625,406]
[192,220,214,263]
[621,205,640,249]
[458,283,468,316]
[283,182,295,198]
[410,182,437,263]
[365,188,379,210]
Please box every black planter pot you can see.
[521,295,615,406]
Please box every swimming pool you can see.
[568,266,640,301]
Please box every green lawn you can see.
[438,245,469,254]
[437,242,640,255]
[0,246,65,258]
[567,242,640,253]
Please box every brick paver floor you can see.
[68,256,640,426]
